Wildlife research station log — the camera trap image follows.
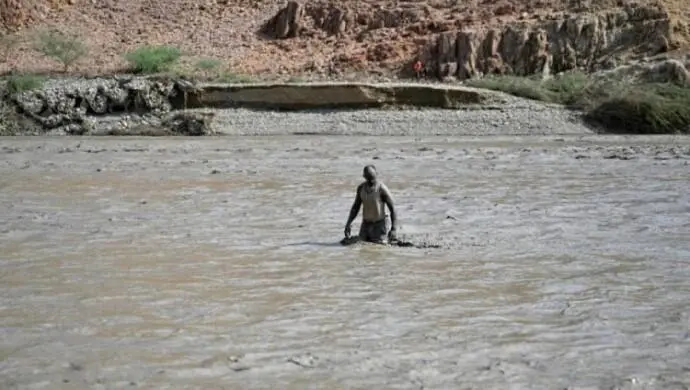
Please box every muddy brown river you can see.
[1,135,690,389]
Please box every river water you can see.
[1,135,690,390]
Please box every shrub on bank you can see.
[32,29,87,72]
[586,84,690,134]
[2,73,46,95]
[465,71,592,106]
[465,75,549,101]
[0,75,45,135]
[466,73,690,134]
[125,45,181,74]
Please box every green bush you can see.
[124,45,181,74]
[3,73,46,95]
[465,71,593,105]
[586,84,690,134]
[465,75,551,102]
[465,73,690,134]
[33,29,87,72]
[542,71,591,106]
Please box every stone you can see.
[13,91,44,115]
[161,111,215,136]
[264,0,303,38]
[9,76,191,133]
[646,59,690,85]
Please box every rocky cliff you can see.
[1,0,689,80]
[419,3,673,80]
[262,1,677,80]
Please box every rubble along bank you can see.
[0,73,687,136]
[0,75,513,136]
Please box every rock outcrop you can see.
[593,57,690,85]
[100,111,216,136]
[260,0,685,80]
[262,0,426,40]
[416,2,673,81]
[11,75,198,134]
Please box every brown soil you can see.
[1,0,689,79]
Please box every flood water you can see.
[1,135,690,389]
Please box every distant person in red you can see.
[413,60,424,79]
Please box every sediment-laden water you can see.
[1,135,689,389]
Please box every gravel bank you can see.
[4,74,594,136]
[209,97,596,136]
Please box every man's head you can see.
[363,165,377,184]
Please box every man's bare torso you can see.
[359,181,388,222]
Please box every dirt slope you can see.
[1,0,688,79]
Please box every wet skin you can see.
[344,165,398,244]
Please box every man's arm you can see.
[380,184,397,230]
[345,184,363,227]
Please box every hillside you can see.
[1,0,689,80]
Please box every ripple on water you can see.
[0,136,689,389]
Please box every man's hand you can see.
[388,226,397,242]
[344,224,351,239]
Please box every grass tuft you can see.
[124,45,182,74]
[3,73,46,95]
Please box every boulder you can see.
[160,111,215,136]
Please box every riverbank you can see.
[465,67,690,135]
[1,72,689,136]
[0,74,572,136]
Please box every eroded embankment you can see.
[1,76,504,136]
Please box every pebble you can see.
[202,97,595,136]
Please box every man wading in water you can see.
[344,165,398,244]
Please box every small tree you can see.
[124,45,182,74]
[33,29,87,72]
